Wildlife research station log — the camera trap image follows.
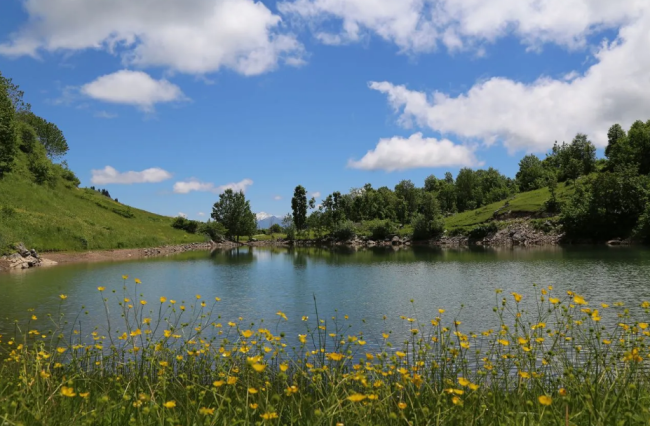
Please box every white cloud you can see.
[198,212,206,216]
[368,11,650,153]
[274,195,282,200]
[81,70,185,111]
[173,178,254,194]
[309,191,321,198]
[348,133,478,171]
[91,166,173,184]
[178,212,188,218]
[0,0,304,76]
[279,0,643,53]
[94,110,118,119]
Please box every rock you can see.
[40,259,58,267]
[391,236,401,245]
[606,239,622,246]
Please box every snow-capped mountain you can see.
[256,212,284,229]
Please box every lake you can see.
[2,246,650,346]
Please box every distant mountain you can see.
[256,212,284,229]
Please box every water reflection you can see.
[1,246,650,347]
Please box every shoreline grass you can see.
[2,280,650,425]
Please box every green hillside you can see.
[0,153,204,254]
[444,182,573,233]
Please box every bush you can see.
[467,222,498,240]
[28,143,54,185]
[54,162,81,187]
[411,213,445,241]
[365,219,395,240]
[269,223,282,234]
[197,221,227,241]
[331,220,356,241]
[171,216,199,233]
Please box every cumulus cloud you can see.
[309,191,321,198]
[178,212,188,218]
[274,195,282,200]
[81,70,185,111]
[348,133,478,171]
[368,11,650,153]
[198,212,206,216]
[279,0,643,52]
[173,178,254,194]
[0,0,304,76]
[91,166,173,184]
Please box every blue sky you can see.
[1,0,648,219]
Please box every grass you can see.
[0,154,204,253]
[2,279,650,425]
[444,183,573,233]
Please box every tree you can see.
[544,135,597,182]
[18,112,69,158]
[0,79,17,178]
[516,154,547,192]
[291,185,308,236]
[0,71,31,114]
[211,189,256,242]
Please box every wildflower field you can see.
[2,277,650,425]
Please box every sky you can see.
[1,0,649,220]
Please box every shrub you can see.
[467,222,498,240]
[365,219,395,240]
[269,223,282,234]
[411,213,445,241]
[331,220,356,241]
[197,221,227,241]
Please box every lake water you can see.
[2,246,650,346]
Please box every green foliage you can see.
[411,212,444,241]
[516,154,547,192]
[0,70,31,113]
[467,222,498,240]
[27,141,54,185]
[291,185,308,233]
[17,111,69,158]
[211,189,256,241]
[0,79,17,178]
[197,220,228,241]
[15,120,38,154]
[544,134,597,182]
[331,220,356,241]
[53,161,81,187]
[365,219,396,240]
[560,167,650,240]
[282,214,296,240]
[543,174,561,213]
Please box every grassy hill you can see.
[0,153,204,254]
[444,183,573,233]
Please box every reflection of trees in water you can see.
[209,247,255,265]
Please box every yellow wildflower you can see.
[60,386,76,397]
[59,294,67,300]
[213,380,225,387]
[163,401,176,408]
[452,396,462,406]
[458,377,470,387]
[538,395,552,406]
[260,412,278,420]
[512,292,523,303]
[398,402,407,410]
[199,407,215,415]
[97,287,105,292]
[134,278,141,284]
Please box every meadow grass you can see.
[2,279,650,425]
[444,183,573,233]
[0,157,204,253]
